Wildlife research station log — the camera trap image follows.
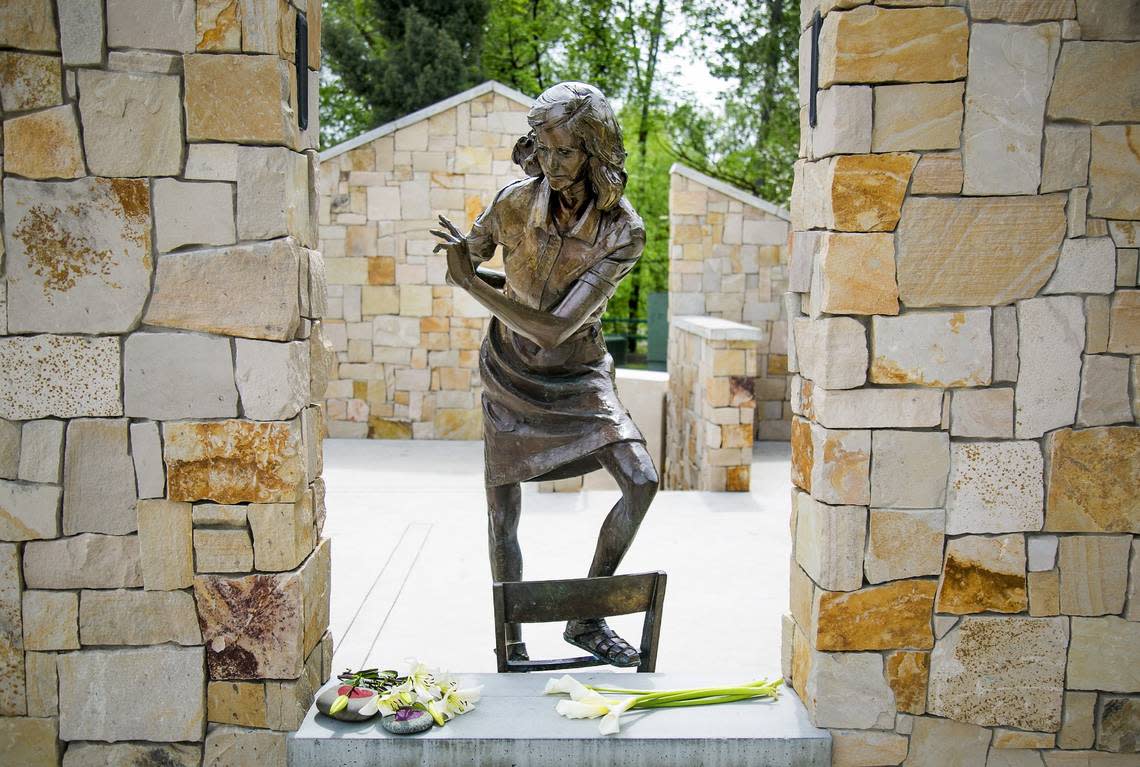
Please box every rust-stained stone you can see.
[197,0,242,51]
[818,6,968,87]
[936,534,1027,615]
[806,422,869,506]
[0,0,59,51]
[992,728,1055,749]
[928,616,1068,731]
[184,54,295,145]
[194,571,305,680]
[810,232,899,317]
[897,194,1066,307]
[0,52,61,110]
[790,417,813,493]
[885,650,928,715]
[812,579,936,651]
[1045,427,1139,533]
[164,419,305,505]
[0,544,24,717]
[828,153,916,232]
[865,508,944,584]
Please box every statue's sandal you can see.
[563,619,640,668]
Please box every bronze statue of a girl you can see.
[433,82,657,667]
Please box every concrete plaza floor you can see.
[323,439,793,680]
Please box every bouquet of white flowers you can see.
[325,660,482,730]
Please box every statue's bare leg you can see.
[487,482,525,653]
[565,441,658,667]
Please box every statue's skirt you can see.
[479,316,645,487]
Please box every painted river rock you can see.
[315,683,379,722]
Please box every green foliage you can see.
[480,0,565,95]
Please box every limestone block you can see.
[830,730,909,767]
[1075,0,1136,37]
[811,86,871,158]
[1057,534,1130,616]
[865,508,943,585]
[0,52,60,111]
[208,680,268,728]
[1029,569,1060,616]
[870,309,991,388]
[897,195,1066,307]
[1016,295,1084,438]
[234,339,309,421]
[819,6,968,86]
[801,423,870,505]
[106,0,195,50]
[928,616,1067,730]
[63,418,137,537]
[828,153,916,232]
[4,177,151,333]
[951,388,1014,439]
[1076,355,1132,427]
[0,543,22,716]
[1044,237,1117,295]
[992,728,1055,749]
[129,421,164,499]
[79,588,201,645]
[23,533,142,589]
[145,239,301,341]
[993,305,1019,383]
[247,496,314,572]
[1067,616,1140,692]
[886,650,929,715]
[1045,427,1139,533]
[0,0,59,51]
[1108,290,1140,353]
[1058,691,1097,749]
[59,645,205,741]
[0,421,17,480]
[1085,295,1111,354]
[794,494,866,592]
[967,0,1074,21]
[203,725,287,767]
[873,82,963,153]
[788,231,819,293]
[301,537,332,658]
[236,147,310,242]
[803,649,895,729]
[194,529,254,573]
[0,481,60,541]
[58,0,105,64]
[870,431,949,509]
[1042,124,1091,193]
[962,23,1059,196]
[195,570,305,679]
[18,420,64,483]
[23,590,78,650]
[192,505,247,528]
[186,143,240,180]
[373,315,422,347]
[165,419,304,504]
[902,716,992,767]
[153,179,236,252]
[239,0,290,55]
[137,499,193,591]
[1048,43,1140,124]
[25,652,57,717]
[792,317,867,389]
[1029,535,1059,573]
[1128,538,1139,621]
[2,105,85,180]
[809,233,898,317]
[812,387,942,429]
[0,717,61,767]
[63,742,202,767]
[812,579,935,651]
[78,70,182,176]
[910,152,962,195]
[264,639,322,730]
[1095,695,1138,753]
[185,54,295,145]
[936,534,1028,614]
[1089,126,1140,222]
[946,441,1044,535]
[124,332,238,420]
[400,285,434,317]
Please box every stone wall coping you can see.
[320,81,536,161]
[673,315,766,341]
[670,162,792,221]
[616,367,669,383]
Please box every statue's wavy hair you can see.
[511,82,628,211]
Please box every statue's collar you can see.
[529,176,601,245]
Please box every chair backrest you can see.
[492,571,667,673]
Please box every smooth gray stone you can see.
[381,709,434,735]
[289,672,831,767]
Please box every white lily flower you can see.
[598,697,636,735]
[440,684,482,719]
[404,660,439,701]
[543,674,596,700]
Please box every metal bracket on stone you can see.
[809,9,821,129]
[296,13,309,131]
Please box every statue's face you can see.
[535,123,588,192]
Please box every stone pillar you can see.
[0,1,329,764]
[784,1,1138,764]
[664,316,761,491]
[668,164,793,440]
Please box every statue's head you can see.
[513,82,628,211]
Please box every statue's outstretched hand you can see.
[432,215,475,290]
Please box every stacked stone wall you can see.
[784,1,1139,764]
[316,89,530,440]
[664,316,762,491]
[0,1,330,764]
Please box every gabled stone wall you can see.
[668,165,793,440]
[784,1,1138,764]
[317,88,530,440]
[0,1,330,764]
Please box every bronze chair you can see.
[492,571,667,673]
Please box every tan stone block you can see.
[300,537,330,659]
[810,232,898,317]
[813,579,935,651]
[1042,124,1091,193]
[870,309,991,388]
[185,53,295,145]
[830,729,909,767]
[399,285,433,317]
[1028,569,1061,616]
[106,0,195,50]
[885,649,928,715]
[910,152,962,195]
[811,387,942,429]
[865,508,944,584]
[0,52,61,111]
[792,317,867,389]
[873,82,963,153]
[79,588,202,645]
[0,717,61,767]
[871,430,949,509]
[1045,426,1139,533]
[897,194,1066,307]
[1076,355,1132,427]
[1058,690,1097,749]
[1067,616,1140,692]
[64,742,202,766]
[951,388,1014,439]
[1108,290,1140,353]
[0,480,60,541]
[197,0,242,51]
[1089,126,1140,220]
[368,256,395,285]
[805,423,869,506]
[828,153,916,232]
[24,652,56,718]
[4,105,85,180]
[24,533,142,590]
[992,728,1055,749]
[23,590,78,650]
[138,499,193,590]
[794,494,867,592]
[78,70,182,177]
[194,528,254,573]
[969,0,1074,21]
[1048,42,1140,124]
[203,725,286,767]
[936,534,1028,614]
[61,418,138,536]
[1057,534,1130,616]
[993,305,1019,383]
[802,647,896,729]
[265,639,322,730]
[819,6,968,86]
[1095,694,1138,753]
[208,680,268,727]
[247,495,314,572]
[0,0,59,51]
